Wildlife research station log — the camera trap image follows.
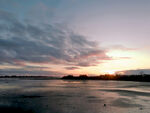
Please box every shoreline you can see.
[0,74,150,82]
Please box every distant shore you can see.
[0,74,150,82]
[62,74,150,82]
[0,75,59,80]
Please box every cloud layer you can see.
[116,69,150,75]
[0,10,111,75]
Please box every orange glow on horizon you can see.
[104,70,116,75]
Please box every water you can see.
[0,79,150,113]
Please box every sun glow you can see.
[105,70,116,75]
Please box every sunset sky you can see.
[0,0,150,76]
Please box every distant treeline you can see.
[1,74,150,82]
[0,75,58,80]
[62,74,150,82]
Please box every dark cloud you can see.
[0,10,111,75]
[0,68,65,76]
[116,69,150,75]
[65,66,80,70]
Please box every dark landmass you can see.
[62,74,150,82]
[0,106,33,113]
[0,75,59,80]
[1,74,150,82]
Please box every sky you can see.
[0,0,150,76]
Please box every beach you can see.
[0,78,150,113]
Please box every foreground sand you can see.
[0,79,150,113]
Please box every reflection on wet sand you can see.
[0,79,150,113]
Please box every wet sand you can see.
[0,79,150,113]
